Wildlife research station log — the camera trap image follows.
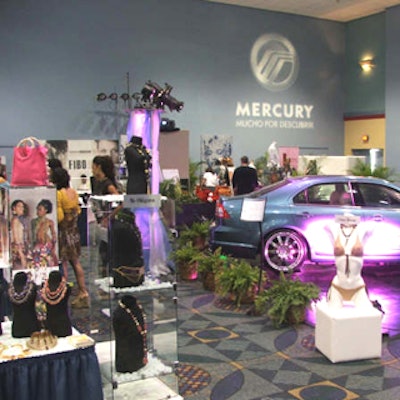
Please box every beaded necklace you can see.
[41,277,68,305]
[8,278,35,305]
[114,210,143,246]
[340,225,356,277]
[118,299,148,365]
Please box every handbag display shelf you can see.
[87,195,181,400]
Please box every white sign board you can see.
[124,194,162,209]
[240,198,266,222]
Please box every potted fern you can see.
[255,272,320,327]
[216,258,265,306]
[169,242,201,281]
[194,247,227,291]
[178,220,211,250]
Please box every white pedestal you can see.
[315,301,382,363]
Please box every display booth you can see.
[315,214,383,363]
[87,195,181,399]
[0,185,103,400]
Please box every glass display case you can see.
[87,195,181,400]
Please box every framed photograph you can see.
[9,187,58,283]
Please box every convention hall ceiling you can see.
[204,0,400,22]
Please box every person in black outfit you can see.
[91,155,120,195]
[9,272,40,338]
[91,155,120,276]
[124,136,152,195]
[232,156,258,195]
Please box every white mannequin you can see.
[325,214,372,309]
[267,141,280,167]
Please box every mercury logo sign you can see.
[250,33,299,91]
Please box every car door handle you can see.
[372,214,383,222]
[297,212,311,219]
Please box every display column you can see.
[125,109,172,277]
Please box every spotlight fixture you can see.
[120,93,130,101]
[141,81,164,107]
[140,81,184,112]
[95,79,184,112]
[163,94,184,112]
[359,58,375,72]
[96,93,107,101]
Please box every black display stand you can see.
[88,195,181,399]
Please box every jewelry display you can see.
[41,270,72,337]
[125,136,152,195]
[0,343,32,360]
[111,208,145,288]
[114,209,143,246]
[118,299,148,366]
[41,276,68,305]
[8,276,35,305]
[128,142,152,189]
[340,225,356,277]
[26,330,58,351]
[8,272,40,338]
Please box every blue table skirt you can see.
[0,346,103,400]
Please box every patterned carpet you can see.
[176,278,400,400]
[70,246,400,399]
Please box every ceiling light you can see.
[359,59,375,72]
[96,93,107,101]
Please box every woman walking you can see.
[52,167,89,308]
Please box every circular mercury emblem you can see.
[250,33,299,91]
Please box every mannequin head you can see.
[48,270,62,290]
[121,295,138,309]
[130,136,143,146]
[13,271,28,290]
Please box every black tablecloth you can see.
[0,346,103,400]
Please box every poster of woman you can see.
[9,187,58,283]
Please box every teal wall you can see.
[385,5,400,171]
[345,13,385,116]
[0,0,345,172]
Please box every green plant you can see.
[349,159,396,180]
[159,178,182,200]
[188,160,205,191]
[305,159,320,175]
[194,247,227,274]
[178,220,211,249]
[194,247,228,291]
[170,242,200,263]
[216,259,265,306]
[255,272,320,327]
[170,242,201,280]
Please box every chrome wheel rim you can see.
[264,230,305,271]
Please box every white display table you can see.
[315,301,382,363]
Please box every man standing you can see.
[232,156,258,195]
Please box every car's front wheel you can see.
[263,230,307,272]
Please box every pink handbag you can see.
[11,137,49,186]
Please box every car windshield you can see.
[247,179,290,198]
